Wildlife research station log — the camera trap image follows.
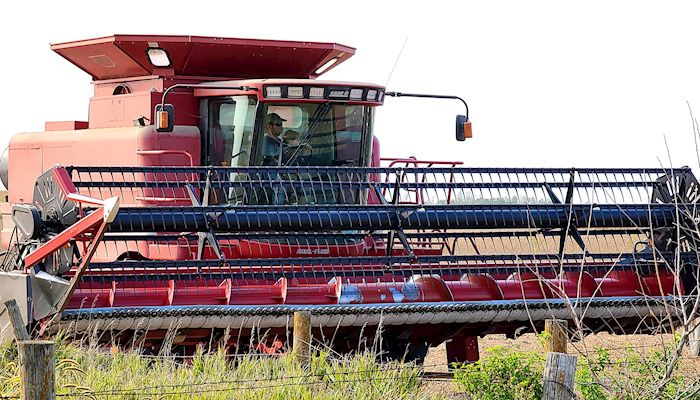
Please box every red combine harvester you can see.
[0,35,697,363]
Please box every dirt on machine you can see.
[0,34,697,364]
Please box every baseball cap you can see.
[265,113,287,125]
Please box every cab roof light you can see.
[309,87,325,98]
[314,57,339,75]
[350,88,364,100]
[366,90,377,101]
[288,87,304,98]
[265,86,282,98]
[147,48,171,67]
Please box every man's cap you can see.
[265,113,287,124]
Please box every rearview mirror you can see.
[456,115,472,141]
[155,104,175,132]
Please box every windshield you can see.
[253,103,371,167]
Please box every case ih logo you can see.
[296,248,330,255]
[328,89,350,98]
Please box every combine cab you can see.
[0,35,697,363]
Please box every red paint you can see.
[500,273,554,300]
[448,274,504,301]
[52,34,355,80]
[45,121,88,131]
[446,334,480,363]
[24,207,104,269]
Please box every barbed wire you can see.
[0,364,456,400]
[1,356,696,399]
[542,378,579,399]
[51,361,453,397]
[3,331,698,399]
[574,342,677,350]
[56,374,453,398]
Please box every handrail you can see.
[381,157,464,168]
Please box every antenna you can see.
[384,37,409,88]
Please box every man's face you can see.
[268,121,283,137]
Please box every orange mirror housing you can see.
[154,104,174,132]
[463,120,472,139]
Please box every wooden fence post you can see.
[542,319,575,399]
[542,352,578,400]
[18,340,55,400]
[5,299,55,399]
[4,299,30,341]
[293,311,311,367]
[544,319,568,354]
[689,316,700,357]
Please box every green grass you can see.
[0,338,430,400]
[452,339,699,400]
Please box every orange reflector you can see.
[157,110,169,129]
[463,120,473,139]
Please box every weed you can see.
[452,346,544,400]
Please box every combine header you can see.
[0,35,698,363]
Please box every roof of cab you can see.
[51,34,355,81]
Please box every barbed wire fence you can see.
[47,342,700,399]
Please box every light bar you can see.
[262,85,383,103]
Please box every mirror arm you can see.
[155,84,257,132]
[384,91,469,119]
[160,84,255,108]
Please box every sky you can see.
[2,1,700,170]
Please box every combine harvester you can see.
[0,35,698,363]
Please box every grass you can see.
[0,337,432,400]
[450,334,700,400]
[2,332,700,399]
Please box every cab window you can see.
[253,103,369,167]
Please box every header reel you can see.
[2,164,699,343]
